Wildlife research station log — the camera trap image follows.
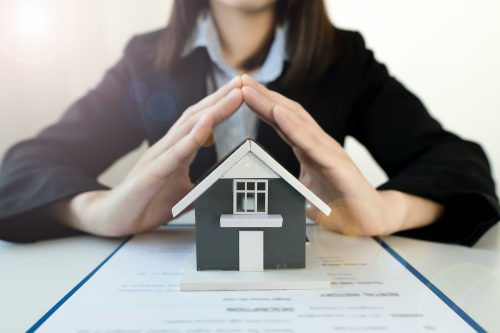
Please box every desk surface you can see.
[1,219,499,333]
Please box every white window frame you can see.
[233,179,268,214]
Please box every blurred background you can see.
[0,0,499,194]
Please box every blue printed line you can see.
[27,237,131,332]
[373,237,486,333]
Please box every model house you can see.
[172,139,331,272]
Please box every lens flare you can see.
[0,0,76,63]
[15,4,50,38]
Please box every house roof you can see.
[172,139,332,217]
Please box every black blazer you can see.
[0,29,498,244]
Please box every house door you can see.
[239,231,263,271]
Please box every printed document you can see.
[34,223,479,332]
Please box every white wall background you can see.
[0,0,499,194]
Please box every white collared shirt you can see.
[182,11,288,160]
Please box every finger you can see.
[202,132,215,147]
[210,88,243,125]
[149,114,214,179]
[243,85,310,147]
[140,77,241,164]
[167,88,243,149]
[144,88,243,165]
[272,105,332,167]
[272,104,314,149]
[245,77,332,165]
[164,88,243,146]
[182,75,242,119]
[242,77,311,127]
[241,85,294,144]
[241,74,301,112]
[241,85,276,125]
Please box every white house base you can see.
[180,243,331,291]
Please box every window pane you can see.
[257,193,266,212]
[257,182,266,191]
[247,182,255,190]
[236,193,245,212]
[236,182,245,190]
[246,193,255,212]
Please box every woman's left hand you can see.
[241,75,439,236]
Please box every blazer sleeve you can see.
[346,32,500,245]
[0,37,146,242]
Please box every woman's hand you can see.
[241,75,443,236]
[51,76,244,237]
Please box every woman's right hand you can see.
[50,76,243,237]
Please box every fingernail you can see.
[241,73,251,81]
[230,76,241,84]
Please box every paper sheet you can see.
[32,225,481,332]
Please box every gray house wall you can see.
[195,178,305,271]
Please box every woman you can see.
[0,0,498,243]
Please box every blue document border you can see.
[27,237,131,333]
[373,237,486,333]
[29,233,485,332]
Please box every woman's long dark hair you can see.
[155,0,336,86]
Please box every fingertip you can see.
[241,74,255,86]
[242,86,267,113]
[230,75,243,88]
